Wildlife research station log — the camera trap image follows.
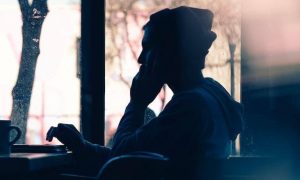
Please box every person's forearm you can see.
[111,101,146,154]
[72,141,112,175]
[113,101,146,142]
[82,141,111,158]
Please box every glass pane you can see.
[0,0,81,144]
[105,0,241,152]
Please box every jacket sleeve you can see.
[110,94,206,157]
[110,102,148,156]
[73,141,111,175]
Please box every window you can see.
[105,0,241,153]
[0,0,81,144]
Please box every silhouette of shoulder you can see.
[160,87,212,118]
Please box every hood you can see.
[202,78,244,141]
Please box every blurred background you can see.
[241,0,300,156]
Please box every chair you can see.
[60,151,169,180]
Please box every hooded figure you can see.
[111,6,244,179]
[47,6,243,180]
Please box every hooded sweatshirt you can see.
[111,77,243,157]
[108,77,243,179]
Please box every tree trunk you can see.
[11,0,48,143]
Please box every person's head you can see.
[138,6,217,87]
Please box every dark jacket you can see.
[110,77,243,179]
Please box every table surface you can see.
[0,152,73,174]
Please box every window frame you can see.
[80,0,105,145]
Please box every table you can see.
[0,153,73,175]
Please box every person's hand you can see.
[130,64,164,108]
[46,123,85,153]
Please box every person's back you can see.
[120,77,240,179]
[160,78,242,179]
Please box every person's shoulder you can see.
[159,88,210,120]
[156,92,197,119]
[170,88,209,108]
[174,88,207,101]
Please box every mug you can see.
[0,120,21,155]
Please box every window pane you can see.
[105,0,241,151]
[0,0,81,144]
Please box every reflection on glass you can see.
[243,0,300,87]
[241,0,300,156]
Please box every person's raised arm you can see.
[111,62,165,154]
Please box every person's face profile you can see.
[138,24,172,84]
[138,26,160,73]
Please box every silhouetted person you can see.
[47,6,243,179]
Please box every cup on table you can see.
[0,120,21,155]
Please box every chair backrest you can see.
[96,151,169,180]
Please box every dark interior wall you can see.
[241,82,300,156]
